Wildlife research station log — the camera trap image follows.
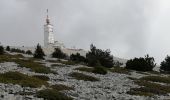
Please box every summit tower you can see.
[44,9,55,47]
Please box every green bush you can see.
[26,50,32,55]
[36,89,72,100]
[125,54,156,71]
[10,48,25,54]
[33,44,45,59]
[70,53,86,63]
[92,66,107,75]
[160,55,170,73]
[52,48,67,59]
[86,44,114,68]
[0,46,4,55]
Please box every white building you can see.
[44,9,65,49]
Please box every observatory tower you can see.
[44,9,55,47]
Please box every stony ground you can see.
[0,54,170,100]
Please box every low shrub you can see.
[10,48,25,54]
[15,59,52,74]
[140,76,170,84]
[36,89,72,100]
[51,84,74,91]
[69,72,99,81]
[33,75,50,81]
[127,78,170,96]
[70,53,86,63]
[0,72,48,88]
[26,50,32,55]
[110,67,130,74]
[92,66,107,75]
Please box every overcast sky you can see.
[1,0,170,64]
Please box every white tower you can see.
[44,9,55,47]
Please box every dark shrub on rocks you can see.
[52,48,67,59]
[70,53,86,63]
[26,50,32,55]
[33,44,45,59]
[92,66,107,75]
[0,46,4,55]
[36,89,72,100]
[126,54,156,71]
[6,46,10,51]
[10,48,25,54]
[160,55,170,73]
[86,44,114,68]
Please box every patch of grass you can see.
[0,54,53,74]
[128,79,170,96]
[69,72,99,81]
[127,88,154,96]
[74,67,94,73]
[92,66,107,75]
[33,75,50,81]
[51,84,74,91]
[60,60,77,65]
[15,59,52,74]
[110,67,130,74]
[0,54,24,63]
[51,64,68,68]
[0,72,48,88]
[47,59,76,66]
[140,76,170,84]
[36,89,72,100]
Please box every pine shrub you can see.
[6,46,10,51]
[33,44,45,59]
[26,50,32,55]
[52,48,67,59]
[125,54,156,71]
[0,46,4,55]
[86,44,114,68]
[160,55,170,73]
[70,53,86,63]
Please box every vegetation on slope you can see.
[0,71,48,88]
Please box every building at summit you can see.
[44,9,65,49]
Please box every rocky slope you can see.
[0,53,169,100]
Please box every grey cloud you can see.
[0,0,167,63]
